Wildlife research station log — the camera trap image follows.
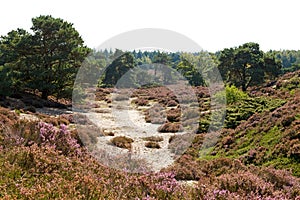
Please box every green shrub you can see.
[215,85,248,105]
[226,85,248,104]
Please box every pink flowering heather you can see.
[38,121,81,156]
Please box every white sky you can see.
[1,0,300,52]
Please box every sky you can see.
[1,0,300,52]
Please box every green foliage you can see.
[226,85,248,104]
[271,49,300,74]
[202,80,300,176]
[0,15,90,99]
[0,65,13,96]
[177,56,205,86]
[100,51,136,87]
[225,97,285,129]
[153,52,175,84]
[215,85,248,105]
[218,42,281,91]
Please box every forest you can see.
[0,15,300,199]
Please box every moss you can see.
[259,126,282,147]
[198,147,219,160]
[224,97,285,129]
[263,157,300,177]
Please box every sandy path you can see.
[83,96,187,173]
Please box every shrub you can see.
[142,136,163,142]
[59,114,74,124]
[110,136,134,150]
[37,122,81,156]
[215,85,248,104]
[166,108,181,122]
[225,85,248,104]
[167,100,178,107]
[147,116,165,124]
[76,124,101,146]
[144,106,166,124]
[44,117,59,126]
[145,141,161,149]
[158,122,183,133]
[103,131,115,136]
[132,98,149,106]
[168,133,194,155]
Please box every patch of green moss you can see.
[263,157,300,177]
[224,97,285,129]
[259,126,282,148]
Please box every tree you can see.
[101,51,136,87]
[0,29,32,95]
[218,42,278,91]
[177,55,205,86]
[272,50,300,74]
[0,15,90,99]
[153,52,174,84]
[263,54,282,80]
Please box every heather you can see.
[1,71,300,199]
[1,17,300,199]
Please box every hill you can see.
[0,71,299,199]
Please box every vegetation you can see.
[142,136,164,142]
[110,136,134,150]
[1,15,300,199]
[218,42,281,91]
[145,141,161,149]
[0,15,90,99]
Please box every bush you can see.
[110,136,134,150]
[158,122,183,133]
[76,124,101,146]
[182,108,199,120]
[215,85,248,104]
[132,98,149,106]
[226,85,248,104]
[37,122,81,156]
[167,100,178,107]
[166,108,181,122]
[142,136,163,142]
[145,141,161,149]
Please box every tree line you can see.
[1,15,300,99]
